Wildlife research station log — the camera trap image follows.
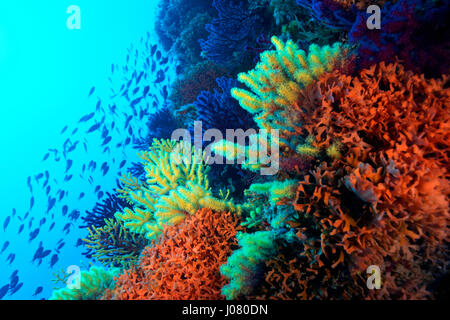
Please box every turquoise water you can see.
[0,0,168,299]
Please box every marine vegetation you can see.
[47,0,449,301]
[50,266,119,300]
[115,139,241,240]
[107,208,239,300]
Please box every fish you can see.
[47,197,56,213]
[62,223,71,233]
[119,160,126,169]
[39,217,46,227]
[102,136,112,146]
[62,205,68,216]
[30,196,35,210]
[12,208,16,217]
[29,228,40,242]
[10,276,19,289]
[58,190,65,201]
[97,191,104,199]
[42,153,50,162]
[67,141,79,153]
[48,222,55,231]
[78,112,95,123]
[3,216,11,231]
[41,250,51,259]
[151,44,157,56]
[6,253,15,264]
[96,99,102,111]
[32,287,43,297]
[10,270,18,280]
[142,85,150,96]
[60,125,68,134]
[56,242,65,251]
[94,185,101,193]
[160,56,169,65]
[0,285,9,300]
[78,192,85,200]
[65,159,73,173]
[49,254,59,268]
[1,241,10,254]
[156,50,162,60]
[64,174,73,182]
[8,282,22,295]
[18,224,24,234]
[87,122,101,133]
[131,97,143,107]
[88,86,95,97]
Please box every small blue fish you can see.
[78,192,85,200]
[47,197,56,213]
[29,228,40,243]
[3,216,11,231]
[79,112,95,123]
[32,287,43,297]
[0,284,9,300]
[49,254,59,268]
[1,241,10,254]
[87,122,101,133]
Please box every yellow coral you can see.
[115,139,240,240]
[231,36,344,140]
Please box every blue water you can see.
[0,0,172,299]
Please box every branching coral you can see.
[193,76,256,133]
[82,218,149,268]
[230,36,344,146]
[50,266,119,300]
[116,139,240,240]
[80,192,132,230]
[199,0,264,67]
[169,61,230,111]
[220,230,279,300]
[284,62,450,299]
[110,208,240,300]
[298,0,450,77]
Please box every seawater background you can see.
[0,0,170,299]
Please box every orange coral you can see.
[110,208,240,300]
[257,62,449,299]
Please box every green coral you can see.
[220,231,278,300]
[50,266,119,300]
[247,179,298,205]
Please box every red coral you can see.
[110,208,239,300]
[261,62,449,299]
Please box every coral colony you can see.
[45,0,448,300]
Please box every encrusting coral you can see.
[109,208,240,300]
[251,62,450,299]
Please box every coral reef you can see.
[110,208,239,300]
[116,139,240,240]
[199,0,265,68]
[50,266,119,300]
[82,218,149,268]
